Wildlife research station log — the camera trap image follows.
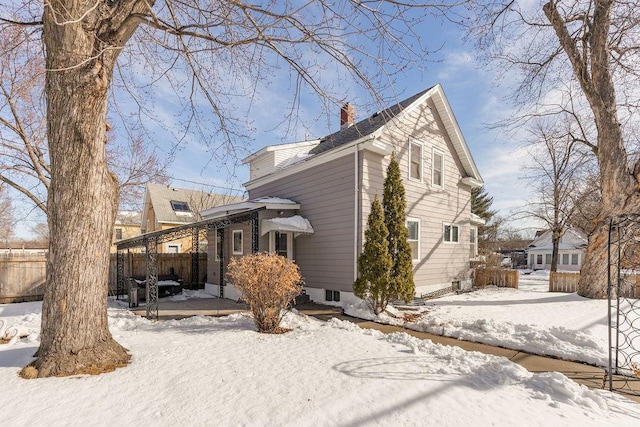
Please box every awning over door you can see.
[261,215,314,237]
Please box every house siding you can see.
[361,99,472,294]
[248,154,356,293]
[249,152,275,181]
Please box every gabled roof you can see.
[528,228,588,251]
[309,88,432,155]
[244,84,483,188]
[142,183,244,227]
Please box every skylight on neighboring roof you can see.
[170,200,190,212]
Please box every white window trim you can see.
[232,229,243,255]
[408,140,424,182]
[406,217,420,262]
[269,231,293,260]
[432,148,445,189]
[165,243,181,253]
[571,253,580,265]
[443,222,459,244]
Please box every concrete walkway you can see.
[132,298,640,403]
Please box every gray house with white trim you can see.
[203,84,484,305]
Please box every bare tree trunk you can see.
[544,0,640,298]
[24,2,136,377]
[550,232,559,273]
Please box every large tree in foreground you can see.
[1,1,457,377]
[0,26,168,215]
[468,0,640,298]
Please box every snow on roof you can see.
[252,197,298,205]
[201,197,300,218]
[261,215,314,236]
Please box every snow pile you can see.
[345,286,613,366]
[1,301,639,425]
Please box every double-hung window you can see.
[406,218,420,261]
[432,149,444,188]
[409,141,423,181]
[443,223,459,243]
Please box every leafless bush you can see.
[226,253,302,334]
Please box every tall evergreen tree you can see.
[382,154,415,303]
[353,195,393,314]
[471,186,498,252]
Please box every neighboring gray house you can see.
[527,228,588,271]
[202,84,484,305]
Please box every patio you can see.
[131,296,343,321]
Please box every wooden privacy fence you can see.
[108,253,208,292]
[549,272,580,293]
[0,256,47,303]
[550,272,640,297]
[473,267,518,289]
[0,254,208,302]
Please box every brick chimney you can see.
[340,103,355,129]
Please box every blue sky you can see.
[12,7,540,239]
[152,16,536,234]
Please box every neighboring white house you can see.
[527,228,588,271]
[202,84,484,306]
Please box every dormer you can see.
[243,140,320,181]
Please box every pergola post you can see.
[218,228,224,298]
[146,237,159,320]
[251,211,259,253]
[191,227,199,290]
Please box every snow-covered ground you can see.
[345,270,625,367]
[1,292,640,426]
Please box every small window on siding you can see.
[443,223,458,243]
[536,254,543,265]
[115,228,123,240]
[232,230,243,255]
[432,149,444,188]
[409,141,423,181]
[406,218,420,261]
[545,254,552,265]
[571,253,579,265]
[562,253,569,265]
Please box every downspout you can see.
[354,144,358,282]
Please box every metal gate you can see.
[607,214,640,396]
